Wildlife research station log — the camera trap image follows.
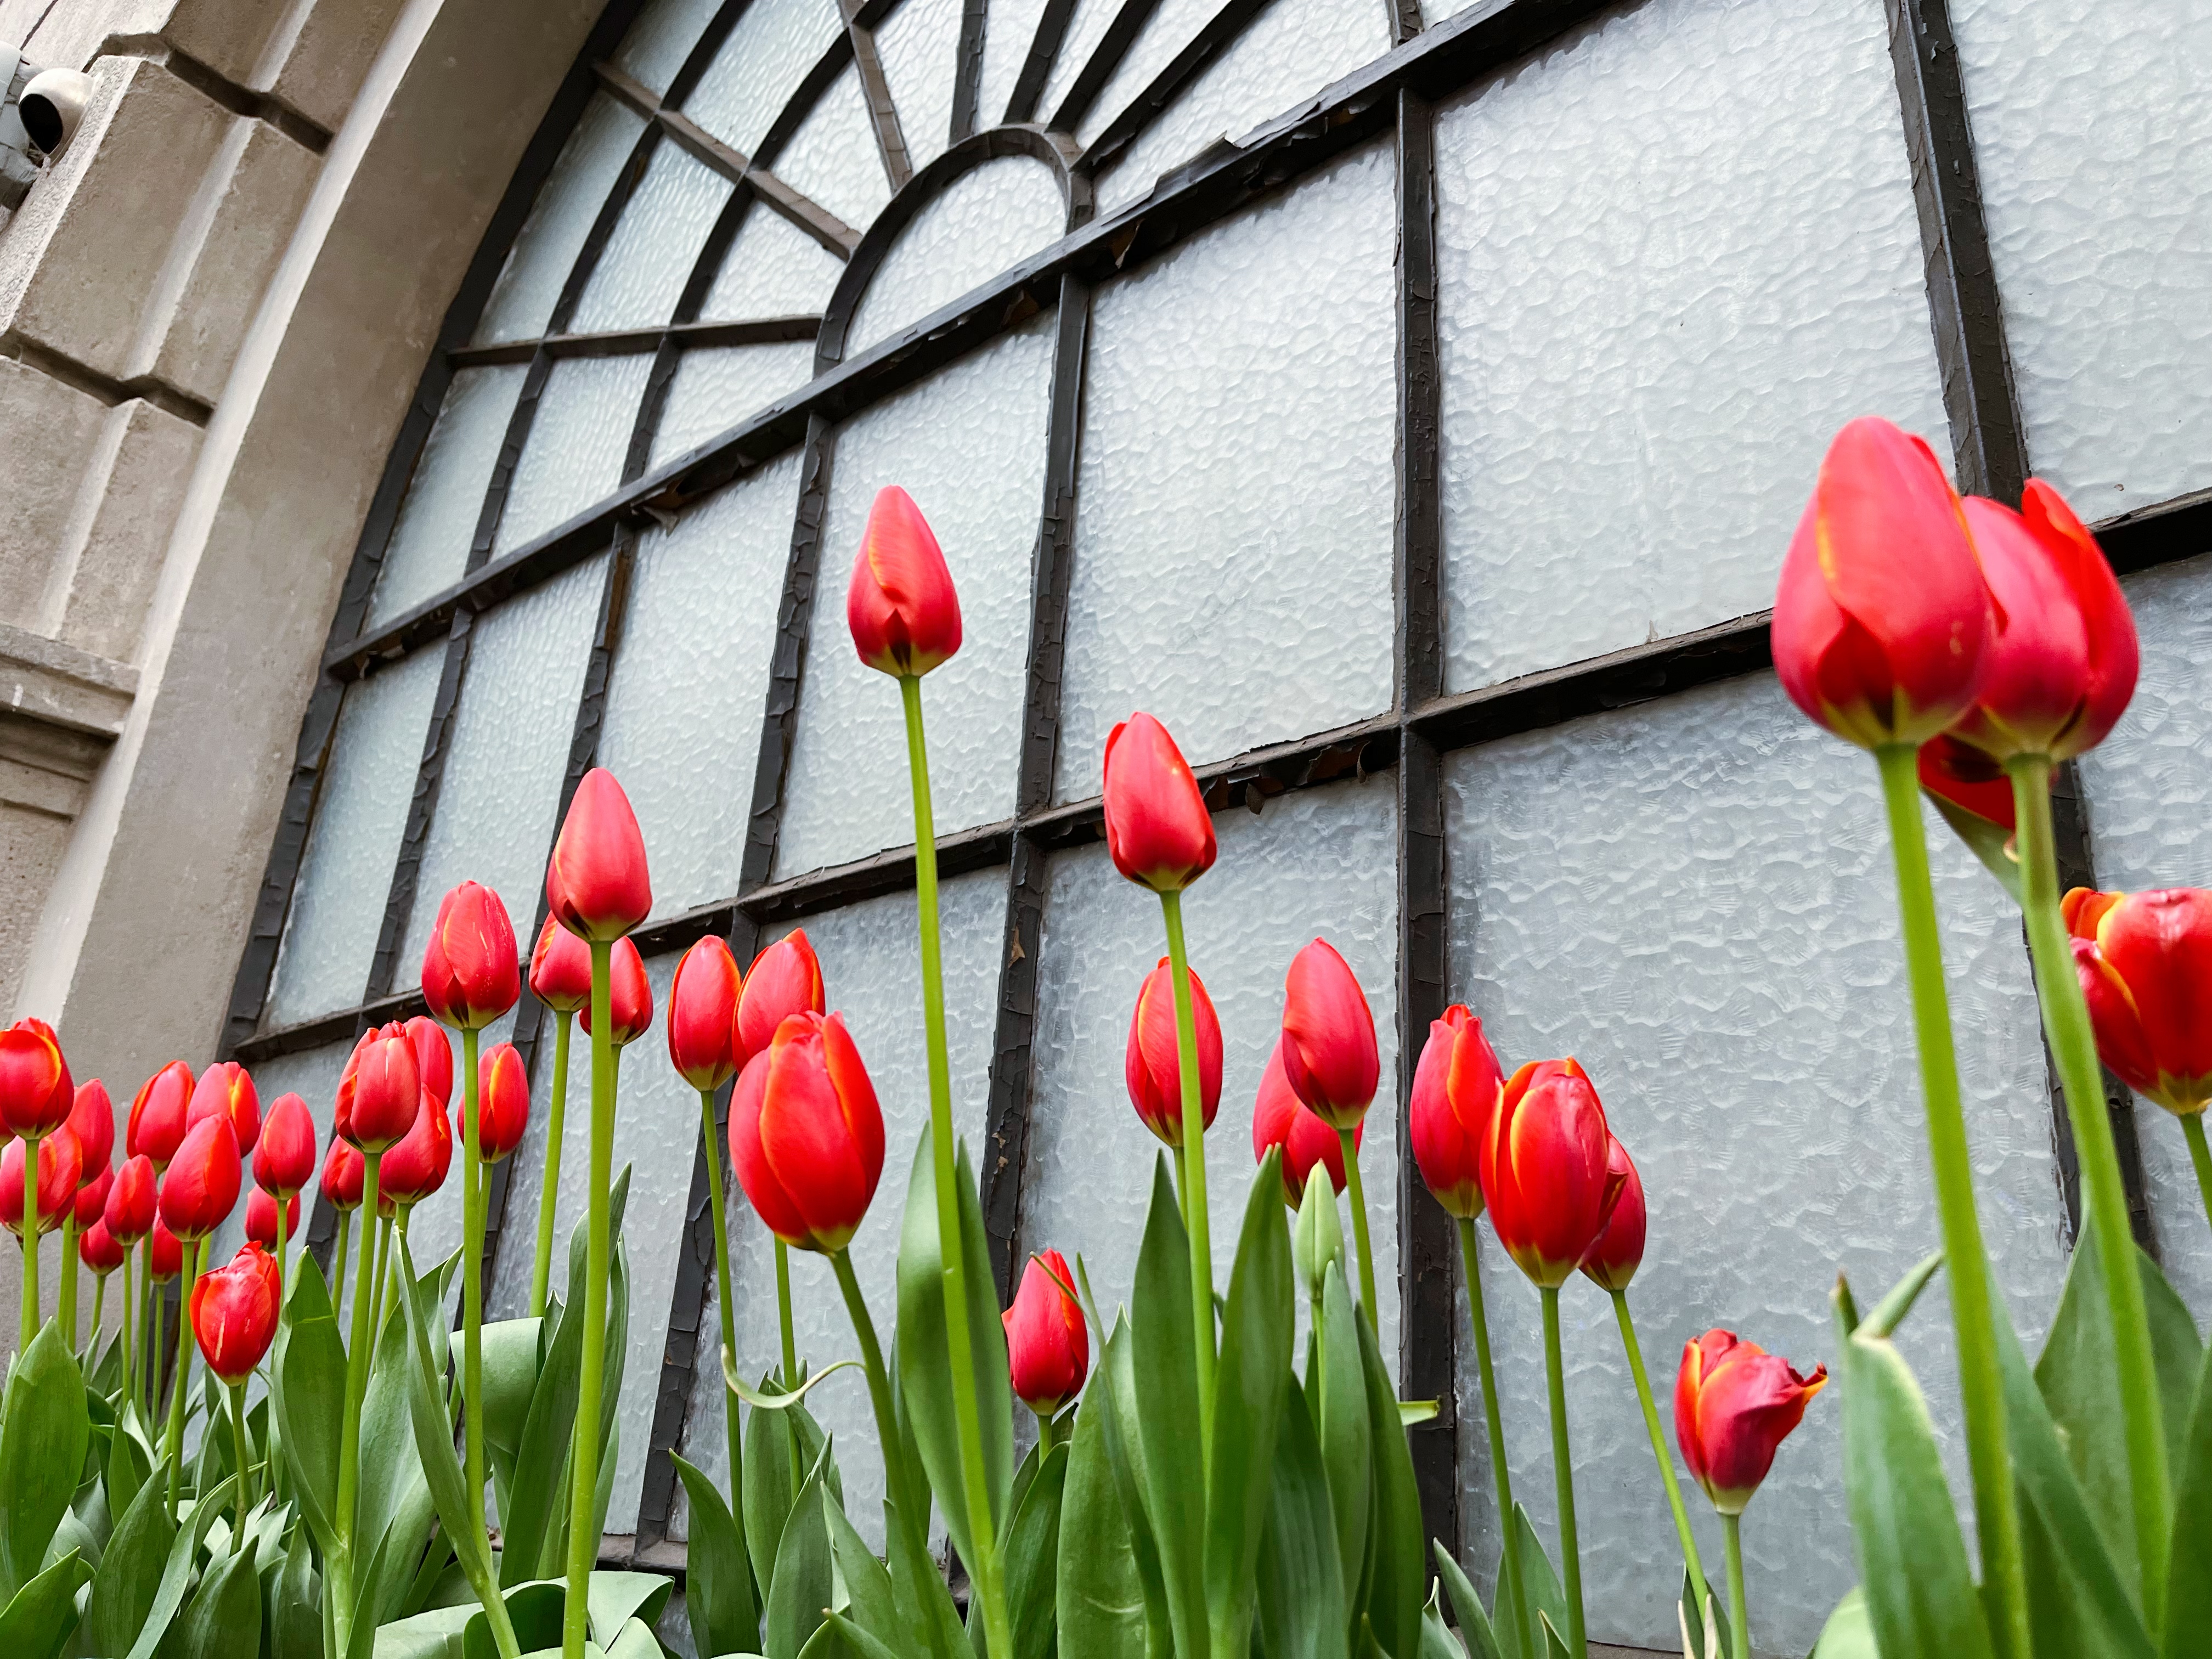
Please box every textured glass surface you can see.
[1023,772,1402,1372]
[2075,552,2212,1316]
[1092,0,1390,213]
[1074,0,1214,146]
[877,0,965,172]
[847,158,1065,352]
[682,873,1007,1549]
[613,0,724,94]
[476,97,649,345]
[266,647,444,1027]
[701,205,847,320]
[1435,0,1948,692]
[1058,141,1394,797]
[398,557,607,973]
[492,356,655,556]
[1950,0,2212,509]
[773,67,894,234]
[597,454,806,919]
[1035,0,1118,126]
[1443,673,2069,1652]
[650,343,818,466]
[368,366,528,629]
[777,315,1054,876]
[687,0,844,160]
[976,0,1050,128]
[569,142,733,334]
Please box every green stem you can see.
[275,1192,290,1306]
[121,1259,134,1412]
[700,1088,748,1560]
[774,1239,797,1387]
[832,1249,943,1606]
[899,673,1013,1659]
[462,1025,488,1559]
[1611,1289,1711,1615]
[562,939,617,1659]
[1721,1514,1748,1659]
[60,1212,78,1347]
[230,1380,254,1521]
[2183,1116,2212,1241]
[166,1239,205,1512]
[1337,1129,1377,1326]
[369,1214,394,1358]
[21,1132,40,1349]
[1539,1287,1585,1658]
[145,1253,162,1424]
[1457,1220,1525,1655]
[88,1273,105,1365]
[532,1012,573,1321]
[1875,743,2028,1659]
[2008,755,2170,1629]
[333,1149,383,1654]
[1159,889,1217,1465]
[333,1211,352,1324]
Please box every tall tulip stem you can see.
[59,1212,78,1346]
[121,1253,136,1418]
[20,1132,40,1348]
[532,1011,573,1320]
[165,1238,206,1510]
[274,1195,290,1305]
[230,1380,254,1521]
[143,1248,161,1420]
[833,1248,950,1620]
[698,1087,748,1545]
[1720,1514,1748,1659]
[1336,1129,1376,1324]
[334,1149,385,1650]
[2008,754,2170,1628]
[1455,1219,1524,1652]
[1539,1287,1585,1656]
[1157,888,1217,1457]
[2183,1116,2212,1238]
[1610,1289,1710,1614]
[563,938,617,1659]
[1873,743,2029,1659]
[87,1274,105,1363]
[462,1025,488,1556]
[774,1239,798,1386]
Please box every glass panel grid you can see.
[702,205,848,321]
[476,96,651,346]
[493,356,658,556]
[368,365,529,629]
[686,0,847,161]
[845,157,1067,353]
[650,343,819,466]
[569,142,736,335]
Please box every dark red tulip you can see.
[255,1093,318,1199]
[2064,887,2212,1117]
[321,1138,364,1211]
[1252,1042,1361,1206]
[422,879,521,1029]
[1772,417,1989,751]
[74,1162,113,1229]
[1003,1248,1087,1415]
[546,768,652,942]
[478,1042,529,1163]
[245,1187,300,1250]
[190,1243,282,1384]
[404,1016,453,1108]
[0,1017,74,1138]
[160,1116,242,1242]
[1278,939,1379,1130]
[1918,733,2018,832]
[1675,1329,1828,1514]
[338,1028,421,1152]
[80,1217,126,1276]
[1102,713,1215,894]
[187,1060,261,1154]
[669,936,743,1091]
[530,913,594,1014]
[65,1079,115,1181]
[1579,1136,1646,1293]
[730,1013,884,1254]
[106,1154,157,1243]
[1480,1058,1624,1289]
[1409,1005,1504,1220]
[846,485,962,678]
[737,931,824,1067]
[378,1092,452,1211]
[579,936,653,1047]
[0,1128,80,1236]
[1124,956,1222,1149]
[149,1217,184,1282]
[128,1060,194,1169]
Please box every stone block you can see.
[258,0,410,136]
[49,396,200,659]
[0,356,106,628]
[0,0,292,84]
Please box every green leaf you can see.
[675,1453,760,1659]
[816,1608,911,1659]
[1808,1588,1874,1659]
[479,1318,543,1486]
[1093,1318,1170,1659]
[1003,1440,1070,1659]
[359,1256,436,1565]
[605,1617,663,1659]
[105,1409,150,1535]
[764,1466,836,1659]
[121,1473,236,1659]
[82,1453,175,1656]
[1856,1250,1944,1340]
[171,1533,262,1659]
[501,1265,585,1588]
[1676,1569,1729,1659]
[1317,1268,1370,1622]
[456,1579,568,1659]
[1127,1156,1207,1659]
[1925,788,2025,904]
[586,1571,673,1647]
[1506,1506,1567,1659]
[1429,1545,1500,1659]
[1257,1384,1348,1659]
[1057,1382,1149,1659]
[393,1235,501,1617]
[1356,1308,1423,1659]
[1420,1583,1465,1659]
[823,1482,900,1646]
[724,1357,862,1410]
[742,1385,809,1605]
[0,1548,91,1659]
[2162,1338,2212,1659]
[274,1522,320,1659]
[884,1494,967,1659]
[0,1322,91,1604]
[1537,1613,1570,1659]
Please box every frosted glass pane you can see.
[1035,0,1118,126]
[846,158,1066,353]
[569,143,734,334]
[700,873,1007,1550]
[267,647,444,1027]
[777,315,1054,876]
[493,356,656,556]
[774,67,895,234]
[597,454,806,918]
[614,0,725,95]
[1058,141,1394,798]
[398,556,607,973]
[688,0,845,160]
[201,1039,354,1295]
[701,205,847,320]
[1443,672,2068,1653]
[1074,0,1212,146]
[977,0,1049,128]
[650,343,818,466]
[477,97,649,346]
[1023,772,1401,1372]
[2074,552,2212,1316]
[1950,0,2212,509]
[368,366,528,629]
[1092,0,1390,214]
[877,0,965,172]
[1435,0,1949,692]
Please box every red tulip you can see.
[1102,713,1215,893]
[106,1154,157,1243]
[0,1128,80,1236]
[80,1217,126,1276]
[1579,1136,1646,1293]
[737,931,825,1067]
[75,1163,113,1229]
[422,880,522,1029]
[1409,1005,1504,1220]
[1772,416,1989,751]
[128,1060,194,1169]
[190,1243,281,1384]
[149,1217,184,1282]
[65,1079,115,1181]
[404,1016,454,1107]
[187,1060,261,1154]
[2064,887,2212,1116]
[478,1042,529,1163]
[1918,733,2018,832]
[1252,1042,1361,1206]
[245,1187,300,1250]
[669,936,743,1091]
[161,1116,242,1242]
[1124,956,1222,1148]
[1278,939,1379,1130]
[546,768,652,942]
[530,913,594,1014]
[338,1028,421,1152]
[1674,1329,1828,1514]
[730,1013,884,1254]
[846,485,962,678]
[0,1017,74,1138]
[321,1138,364,1211]
[378,1092,452,1211]
[1003,1248,1087,1415]
[1943,482,2135,764]
[578,936,653,1046]
[255,1093,318,1198]
[1480,1058,1624,1289]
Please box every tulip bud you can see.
[1293,1171,1345,1302]
[106,1153,157,1244]
[245,1187,300,1250]
[1124,956,1222,1149]
[190,1243,282,1385]
[478,1042,529,1163]
[1278,939,1379,1130]
[846,486,963,678]
[1003,1248,1087,1415]
[1409,1005,1502,1219]
[737,931,824,1067]
[1102,713,1215,893]
[669,936,743,1091]
[75,1162,113,1229]
[530,912,594,1013]
[255,1093,318,1199]
[1674,1329,1827,1515]
[404,1016,454,1107]
[1771,416,1990,751]
[65,1078,115,1181]
[579,936,653,1047]
[2063,887,2212,1116]
[378,1092,452,1211]
[1,1128,80,1236]
[730,1013,884,1254]
[128,1060,194,1169]
[1480,1058,1623,1289]
[149,1217,185,1283]
[161,1115,242,1242]
[187,1060,261,1155]
[0,1017,74,1139]
[1579,1136,1646,1293]
[80,1217,126,1276]
[546,768,652,942]
[321,1138,364,1211]
[422,879,522,1029]
[1252,1042,1360,1206]
[339,1029,421,1152]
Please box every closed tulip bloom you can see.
[190,1243,282,1385]
[1579,1137,1646,1293]
[65,1078,115,1180]
[2064,887,2212,1116]
[378,1093,452,1210]
[730,1013,884,1254]
[339,1029,421,1152]
[106,1154,157,1243]
[0,1017,74,1138]
[478,1043,529,1163]
[321,1138,364,1212]
[128,1060,194,1168]
[404,1016,454,1107]
[1409,1005,1503,1218]
[187,1061,261,1155]
[1772,416,1989,751]
[1278,939,1380,1130]
[847,486,963,677]
[75,1162,113,1229]
[1124,956,1223,1148]
[1674,1329,1828,1514]
[1918,733,2018,833]
[1102,713,1215,893]
[422,880,521,1029]
[530,913,594,1013]
[245,1187,300,1250]
[669,936,743,1090]
[1481,1058,1625,1289]
[255,1093,318,1198]
[1,1128,80,1235]
[546,768,652,942]
[149,1217,184,1282]
[80,1217,126,1276]
[1003,1249,1088,1415]
[737,931,825,1067]
[1252,1043,1361,1206]
[579,936,653,1046]
[161,1116,242,1242]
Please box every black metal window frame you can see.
[215,0,2209,1571]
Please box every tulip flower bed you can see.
[0,424,2208,1659]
